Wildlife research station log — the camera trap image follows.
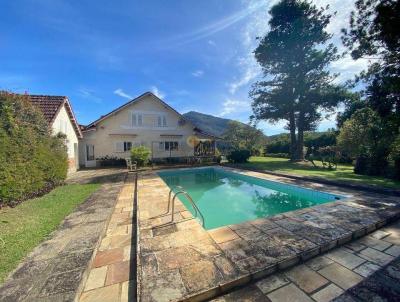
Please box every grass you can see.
[0,183,100,284]
[228,156,400,189]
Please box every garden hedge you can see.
[0,92,68,206]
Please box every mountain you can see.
[183,111,248,137]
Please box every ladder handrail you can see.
[169,190,205,227]
[167,185,184,213]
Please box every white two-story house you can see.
[79,92,218,167]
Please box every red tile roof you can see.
[29,95,82,138]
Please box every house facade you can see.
[30,95,82,173]
[79,92,218,167]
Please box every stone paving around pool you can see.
[137,167,400,302]
[212,221,400,301]
[79,173,136,302]
[0,169,126,302]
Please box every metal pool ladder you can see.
[167,186,205,227]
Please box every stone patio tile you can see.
[123,245,132,261]
[39,269,83,297]
[93,248,124,268]
[140,236,170,253]
[213,255,240,281]
[250,218,278,232]
[382,230,400,245]
[109,225,128,236]
[359,247,394,266]
[141,253,158,278]
[370,230,390,240]
[311,284,344,302]
[267,283,313,302]
[353,262,381,277]
[384,245,400,257]
[180,260,223,294]
[234,226,266,240]
[345,241,366,252]
[318,263,363,290]
[190,239,222,257]
[120,280,136,302]
[109,234,132,249]
[140,270,186,302]
[255,273,290,294]
[156,246,202,272]
[99,237,112,251]
[152,224,178,237]
[305,256,334,271]
[208,227,239,244]
[285,264,329,294]
[105,260,131,285]
[80,284,120,302]
[216,285,270,302]
[357,236,392,251]
[325,248,366,270]
[84,266,107,291]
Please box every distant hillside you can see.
[183,111,250,137]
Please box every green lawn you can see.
[0,183,100,283]
[228,156,400,189]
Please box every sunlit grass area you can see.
[229,156,400,189]
[0,183,100,283]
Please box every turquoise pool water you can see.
[158,167,343,230]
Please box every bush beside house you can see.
[130,145,151,167]
[0,93,68,207]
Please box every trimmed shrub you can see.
[0,92,68,206]
[130,145,151,167]
[226,150,251,163]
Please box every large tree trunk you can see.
[289,110,297,161]
[294,112,305,161]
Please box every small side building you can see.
[29,95,82,173]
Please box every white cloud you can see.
[191,70,204,77]
[113,88,133,99]
[208,40,216,46]
[219,98,250,117]
[150,86,166,99]
[78,87,102,103]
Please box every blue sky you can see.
[0,0,368,135]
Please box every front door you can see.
[85,144,96,167]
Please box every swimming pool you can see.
[158,167,344,230]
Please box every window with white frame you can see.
[164,141,179,151]
[115,141,132,152]
[157,115,167,127]
[132,113,143,127]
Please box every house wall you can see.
[79,94,196,167]
[51,105,79,172]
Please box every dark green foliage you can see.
[223,121,267,155]
[0,92,68,206]
[226,150,251,163]
[130,145,151,167]
[251,0,351,161]
[96,156,126,167]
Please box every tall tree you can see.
[251,0,349,161]
[341,0,400,177]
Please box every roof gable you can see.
[29,95,82,138]
[83,91,220,139]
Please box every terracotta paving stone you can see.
[80,284,120,302]
[267,283,313,302]
[105,260,131,285]
[110,234,132,249]
[325,248,366,270]
[208,227,239,244]
[84,266,107,291]
[311,284,344,302]
[318,263,363,290]
[93,248,124,268]
[285,264,329,293]
[359,247,394,266]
